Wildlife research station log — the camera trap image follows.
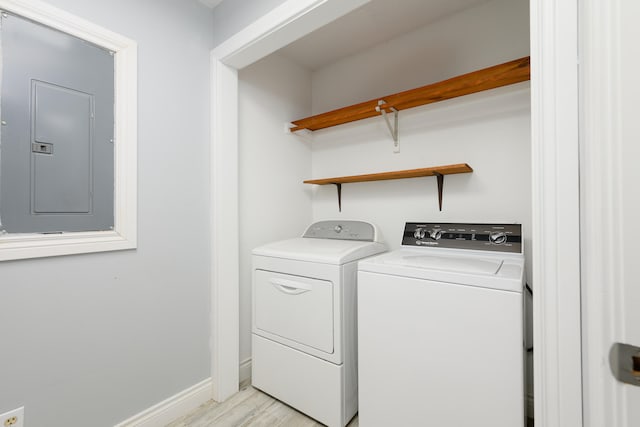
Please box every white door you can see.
[253,270,334,354]
[581,0,640,425]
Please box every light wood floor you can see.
[165,381,358,427]
[166,381,533,427]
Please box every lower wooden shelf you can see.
[304,163,473,211]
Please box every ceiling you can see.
[278,0,490,70]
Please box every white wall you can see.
[238,54,313,363]
[312,0,530,114]
[311,0,530,261]
[0,1,213,426]
[311,86,531,247]
[308,0,534,406]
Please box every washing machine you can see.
[357,222,525,427]
[252,220,386,427]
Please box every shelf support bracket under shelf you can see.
[434,173,444,211]
[375,100,399,153]
[334,183,342,212]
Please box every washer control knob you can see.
[414,228,426,240]
[430,229,443,240]
[489,231,508,245]
[334,225,343,233]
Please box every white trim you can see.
[212,0,369,69]
[113,378,212,427]
[0,0,133,50]
[209,0,371,402]
[210,57,240,402]
[530,1,583,426]
[580,0,625,426]
[239,357,252,384]
[0,0,137,261]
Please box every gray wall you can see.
[211,0,287,46]
[0,1,213,426]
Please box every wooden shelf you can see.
[304,163,473,211]
[290,56,530,133]
[303,164,472,185]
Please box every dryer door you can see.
[254,270,334,354]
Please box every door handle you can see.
[609,342,640,386]
[32,142,53,154]
[269,278,312,295]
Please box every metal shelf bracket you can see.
[375,100,399,153]
[434,172,444,211]
[335,183,342,212]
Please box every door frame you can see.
[530,0,583,425]
[209,0,370,401]
[210,3,587,426]
[580,0,628,425]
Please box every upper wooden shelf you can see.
[290,56,530,133]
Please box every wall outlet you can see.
[0,407,24,427]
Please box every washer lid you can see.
[386,254,504,275]
[253,237,386,265]
[358,249,524,292]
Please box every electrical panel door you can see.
[32,81,93,214]
[0,12,114,233]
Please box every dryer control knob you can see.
[430,229,443,240]
[414,228,426,240]
[334,225,343,233]
[489,231,508,245]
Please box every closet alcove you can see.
[237,0,533,420]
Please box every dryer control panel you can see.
[402,222,522,253]
[303,220,378,242]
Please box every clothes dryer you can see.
[252,220,386,427]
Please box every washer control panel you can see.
[303,220,378,242]
[402,222,522,253]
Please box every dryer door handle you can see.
[269,278,312,295]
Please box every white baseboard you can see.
[240,357,252,384]
[114,378,212,427]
